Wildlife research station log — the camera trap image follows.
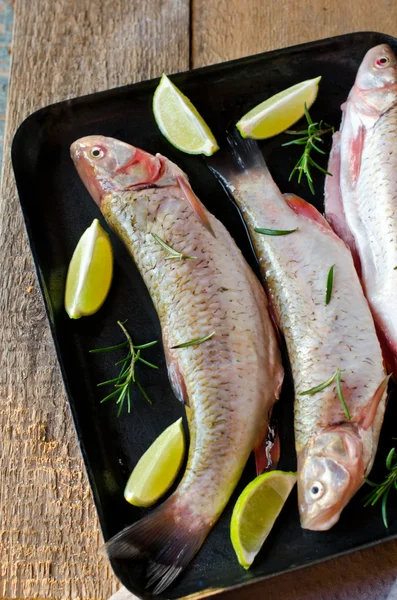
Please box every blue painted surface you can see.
[0,1,13,173]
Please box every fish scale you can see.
[353,106,397,284]
[71,135,283,593]
[209,133,386,531]
[326,44,397,377]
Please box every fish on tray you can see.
[209,135,388,531]
[325,44,397,377]
[70,136,284,593]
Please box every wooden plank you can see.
[191,0,397,67]
[191,2,397,599]
[0,1,189,599]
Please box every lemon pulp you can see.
[230,470,297,568]
[153,73,219,156]
[124,417,185,507]
[64,219,113,319]
[236,76,321,139]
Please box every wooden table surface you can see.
[1,1,397,599]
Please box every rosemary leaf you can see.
[137,356,159,369]
[299,370,339,396]
[336,369,351,420]
[116,387,128,417]
[363,477,378,488]
[386,448,396,470]
[282,137,309,146]
[100,388,124,403]
[307,156,333,176]
[133,340,158,350]
[254,227,298,236]
[151,232,196,260]
[382,489,390,528]
[172,331,215,349]
[97,374,127,387]
[136,380,153,404]
[325,265,335,306]
[115,352,132,366]
[308,140,326,154]
[90,341,128,353]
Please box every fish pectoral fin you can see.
[283,193,333,231]
[164,346,190,407]
[349,124,365,187]
[359,374,391,430]
[176,175,216,238]
[254,420,280,475]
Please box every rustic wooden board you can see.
[2,1,397,599]
[0,1,189,598]
[191,0,397,68]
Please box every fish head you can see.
[70,135,162,206]
[298,425,364,530]
[352,44,397,117]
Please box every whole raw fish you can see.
[70,136,283,593]
[210,136,388,531]
[325,44,397,377]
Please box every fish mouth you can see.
[299,505,342,531]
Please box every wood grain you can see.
[0,1,189,598]
[191,0,397,67]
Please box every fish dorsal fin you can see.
[176,175,216,238]
[284,193,333,230]
[359,374,391,430]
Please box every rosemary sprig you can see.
[325,265,335,306]
[364,446,397,528]
[299,368,351,420]
[254,227,298,236]
[282,104,334,194]
[151,233,197,260]
[90,320,158,416]
[172,331,215,349]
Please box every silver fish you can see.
[70,135,283,593]
[325,44,397,377]
[210,136,388,531]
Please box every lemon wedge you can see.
[124,418,185,507]
[153,73,219,156]
[230,470,297,569]
[236,76,321,139]
[64,219,113,319]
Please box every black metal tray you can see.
[11,31,397,600]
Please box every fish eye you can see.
[89,147,104,159]
[309,481,325,500]
[375,56,390,68]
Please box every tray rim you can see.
[11,29,397,147]
[10,30,397,600]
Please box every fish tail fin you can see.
[207,129,277,195]
[104,497,209,594]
